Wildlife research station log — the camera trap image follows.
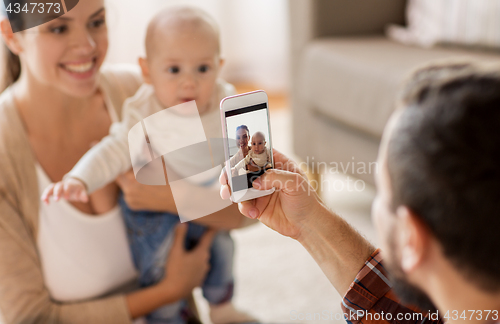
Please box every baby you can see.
[233,132,271,176]
[41,7,255,324]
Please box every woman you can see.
[0,1,246,323]
[230,125,264,183]
[229,125,251,169]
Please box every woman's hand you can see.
[247,159,260,172]
[116,170,176,212]
[159,224,216,300]
[126,224,216,318]
[219,149,325,240]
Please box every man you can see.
[220,63,500,323]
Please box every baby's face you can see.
[143,25,221,114]
[251,135,266,154]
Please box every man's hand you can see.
[219,149,325,240]
[221,150,375,296]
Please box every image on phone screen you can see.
[225,103,273,192]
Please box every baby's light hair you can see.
[145,6,221,58]
[252,132,266,141]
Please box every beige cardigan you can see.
[0,66,142,324]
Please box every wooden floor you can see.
[234,83,289,111]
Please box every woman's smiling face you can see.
[16,0,108,97]
[236,128,249,149]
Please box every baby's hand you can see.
[41,177,89,204]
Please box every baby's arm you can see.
[41,177,88,204]
[244,153,252,164]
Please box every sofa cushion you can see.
[300,37,500,137]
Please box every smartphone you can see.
[221,90,275,203]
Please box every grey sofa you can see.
[290,0,500,185]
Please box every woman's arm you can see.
[0,197,131,323]
[233,157,247,175]
[0,196,213,323]
[229,151,240,168]
[193,203,252,230]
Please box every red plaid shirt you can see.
[341,249,444,324]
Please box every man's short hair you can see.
[388,63,500,292]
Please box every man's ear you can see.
[396,206,430,274]
[1,19,23,55]
[138,57,151,84]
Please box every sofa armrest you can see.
[289,0,407,55]
[289,0,407,106]
[289,0,407,165]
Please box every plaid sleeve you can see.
[341,249,443,324]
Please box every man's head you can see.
[139,6,223,114]
[251,132,266,155]
[372,63,500,311]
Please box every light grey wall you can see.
[105,0,290,92]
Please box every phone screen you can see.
[225,103,273,192]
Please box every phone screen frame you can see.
[220,90,275,203]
